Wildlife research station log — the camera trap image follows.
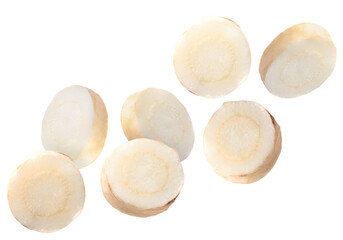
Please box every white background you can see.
[0,0,342,239]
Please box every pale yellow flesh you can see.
[8,151,85,233]
[174,16,251,98]
[42,85,108,168]
[121,88,194,161]
[260,23,336,98]
[203,101,282,184]
[101,139,184,217]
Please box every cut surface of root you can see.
[174,16,251,98]
[260,23,336,98]
[203,101,282,183]
[101,139,184,217]
[121,88,194,161]
[8,151,85,232]
[42,85,108,168]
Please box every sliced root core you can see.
[121,88,194,161]
[259,23,336,98]
[173,16,251,98]
[42,85,108,168]
[203,101,282,184]
[101,139,184,217]
[8,151,85,233]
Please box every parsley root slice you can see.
[42,85,108,168]
[203,101,282,184]
[259,23,336,98]
[101,139,184,217]
[121,88,194,161]
[174,17,251,98]
[8,151,85,232]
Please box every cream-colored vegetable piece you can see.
[121,88,194,161]
[174,16,251,98]
[8,151,85,232]
[42,85,108,168]
[203,101,282,184]
[260,23,336,98]
[101,139,184,217]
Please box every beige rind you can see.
[74,88,108,168]
[120,91,143,140]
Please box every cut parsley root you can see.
[42,85,108,168]
[174,16,251,98]
[260,23,336,98]
[8,151,85,232]
[121,88,194,161]
[101,139,184,217]
[203,101,282,184]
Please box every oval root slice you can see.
[42,85,108,168]
[173,16,251,98]
[203,101,282,184]
[121,88,194,161]
[101,139,184,217]
[259,23,336,98]
[8,151,85,232]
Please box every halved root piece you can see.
[8,151,85,233]
[101,139,184,217]
[203,101,282,184]
[121,88,194,161]
[259,23,336,98]
[173,16,251,98]
[42,85,108,168]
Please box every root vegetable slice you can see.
[101,138,184,217]
[173,16,251,98]
[121,88,194,161]
[203,101,282,184]
[259,23,336,98]
[42,85,108,168]
[8,151,85,233]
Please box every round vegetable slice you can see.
[259,23,336,98]
[203,101,282,183]
[121,88,194,161]
[174,16,251,98]
[101,139,184,217]
[42,85,108,168]
[8,151,85,232]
